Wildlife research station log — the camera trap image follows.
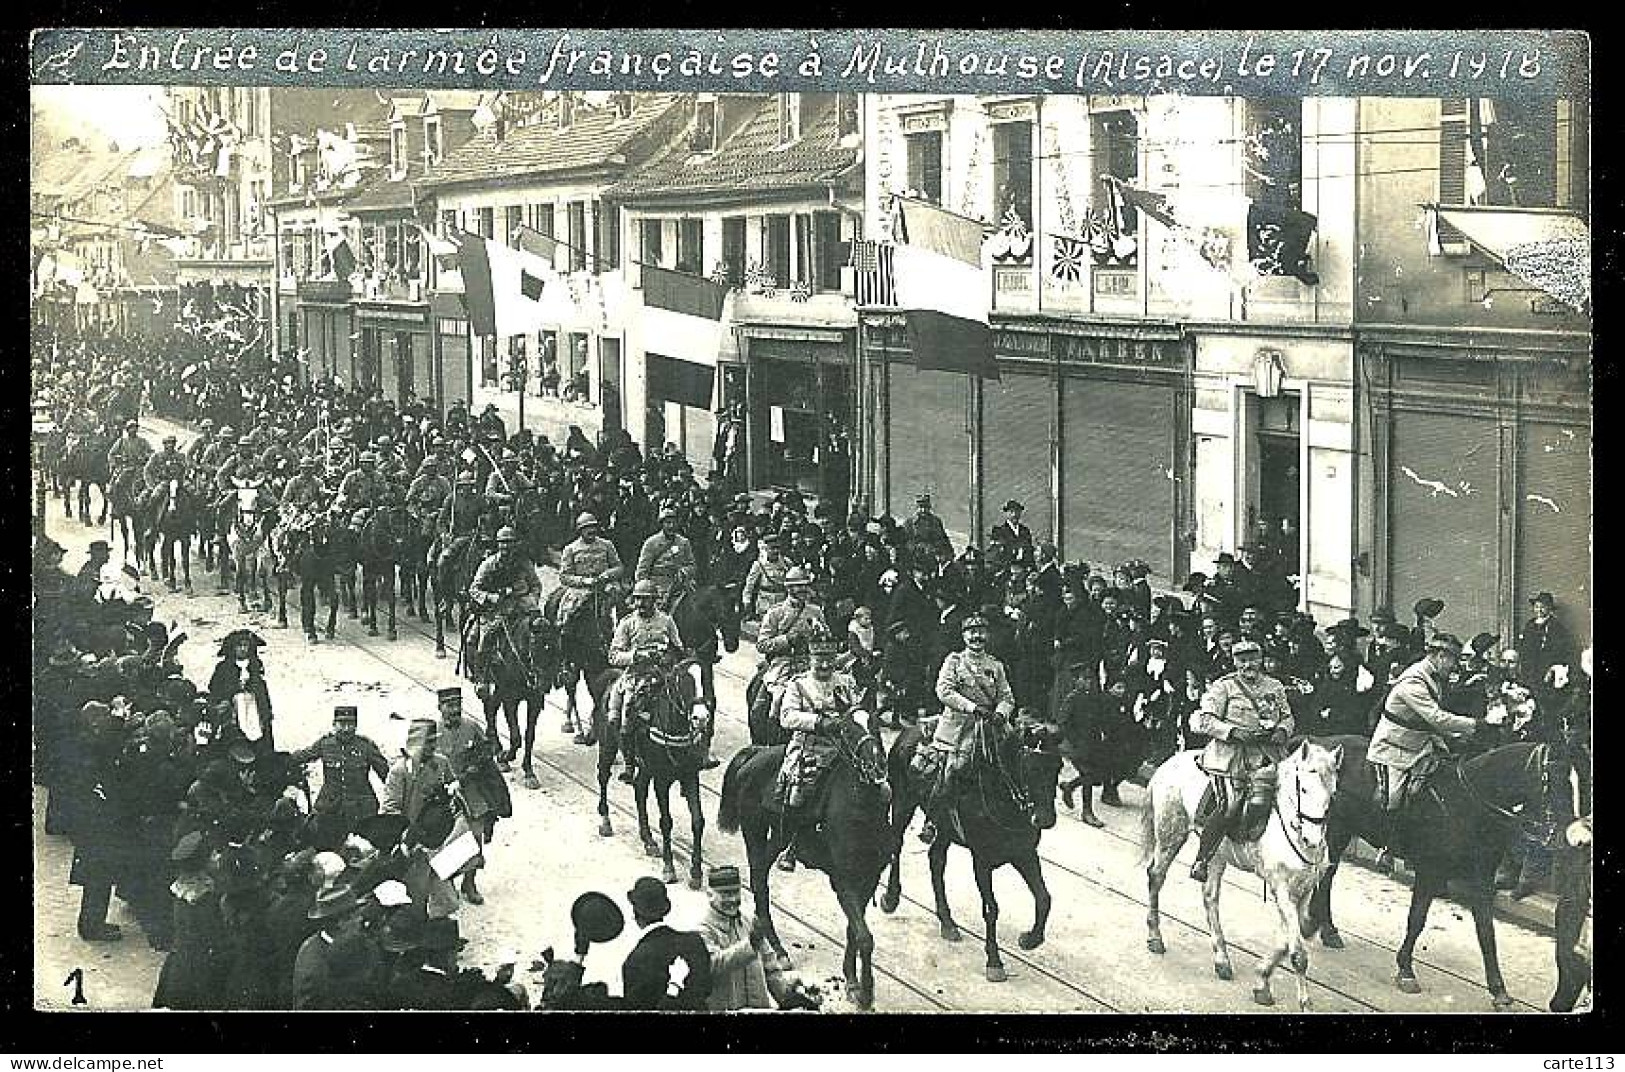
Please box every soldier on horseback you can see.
[215,435,262,495]
[283,456,328,509]
[107,418,153,488]
[1366,632,1484,845]
[185,419,215,465]
[467,526,542,702]
[554,512,625,628]
[140,434,189,511]
[608,579,688,783]
[1187,637,1295,882]
[337,451,391,513]
[435,470,487,567]
[195,424,234,474]
[405,457,452,533]
[775,637,867,871]
[635,504,697,609]
[916,614,1021,845]
[749,567,828,734]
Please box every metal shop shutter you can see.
[1061,378,1176,581]
[1389,411,1500,635]
[981,371,1054,548]
[887,361,971,548]
[1517,421,1592,643]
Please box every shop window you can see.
[906,129,943,204]
[1244,97,1302,208]
[677,218,704,274]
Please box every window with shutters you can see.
[530,203,555,238]
[765,216,791,286]
[1244,97,1302,207]
[693,98,718,152]
[814,211,843,292]
[596,201,620,271]
[389,126,406,179]
[504,206,523,247]
[906,130,944,205]
[640,217,664,267]
[993,120,1034,233]
[793,215,813,285]
[476,207,494,240]
[721,217,746,285]
[424,118,443,165]
[567,202,587,271]
[836,93,860,140]
[677,218,704,274]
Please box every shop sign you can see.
[1055,334,1178,367]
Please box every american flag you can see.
[852,240,896,308]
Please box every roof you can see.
[608,95,860,203]
[32,148,141,204]
[417,93,685,189]
[345,164,422,215]
[390,96,428,121]
[424,90,487,115]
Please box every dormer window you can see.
[692,97,718,153]
[614,92,634,121]
[836,93,860,140]
[389,125,406,179]
[557,94,574,131]
[423,117,443,167]
[778,93,801,144]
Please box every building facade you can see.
[609,92,863,500]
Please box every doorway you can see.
[1251,393,1301,577]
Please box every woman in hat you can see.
[152,832,227,1009]
[206,629,275,752]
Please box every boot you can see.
[1189,820,1228,883]
[776,805,801,871]
[1100,782,1123,807]
[618,726,638,784]
[461,872,484,905]
[1076,785,1105,828]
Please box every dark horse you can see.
[142,478,201,594]
[717,730,892,1009]
[471,608,561,792]
[881,722,1063,981]
[359,504,408,641]
[668,583,743,721]
[622,661,708,889]
[545,584,622,743]
[1306,736,1572,1009]
[269,507,339,642]
[431,535,480,658]
[61,429,112,526]
[107,464,147,565]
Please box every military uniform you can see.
[609,610,684,669]
[931,648,1017,771]
[743,554,790,620]
[215,451,262,494]
[1367,657,1478,809]
[635,530,697,602]
[903,509,951,556]
[468,548,542,683]
[554,534,624,627]
[777,669,860,807]
[107,432,154,476]
[337,468,391,511]
[756,599,829,690]
[143,447,189,486]
[406,472,452,528]
[1187,666,1294,879]
[291,732,390,843]
[437,487,487,540]
[282,472,327,509]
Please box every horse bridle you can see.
[1457,742,1557,840]
[1272,761,1330,867]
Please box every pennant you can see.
[321,232,356,282]
[893,198,997,380]
[513,223,559,264]
[520,269,545,301]
[1247,202,1321,285]
[1113,180,1180,232]
[851,240,896,307]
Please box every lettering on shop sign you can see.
[1055,335,1176,367]
[993,330,1048,357]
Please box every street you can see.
[31,415,1563,1015]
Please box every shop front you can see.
[1366,331,1591,644]
[355,299,432,408]
[431,291,472,414]
[734,328,857,510]
[295,281,354,384]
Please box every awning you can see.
[1434,205,1591,313]
[646,353,715,410]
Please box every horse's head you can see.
[525,610,561,661]
[1280,739,1343,854]
[233,480,264,516]
[709,585,743,654]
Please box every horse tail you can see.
[717,747,758,835]
[1136,772,1161,870]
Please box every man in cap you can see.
[434,685,509,906]
[918,613,1019,844]
[106,417,154,490]
[636,503,698,607]
[698,864,797,1010]
[554,511,626,628]
[290,705,391,849]
[1187,636,1296,882]
[292,882,377,1010]
[742,532,792,622]
[608,579,688,781]
[621,876,712,1011]
[988,499,1035,570]
[773,636,867,871]
[1366,633,1483,842]
[467,526,541,701]
[756,566,828,689]
[902,492,952,560]
[336,450,390,513]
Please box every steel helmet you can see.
[784,566,813,587]
[574,512,601,531]
[496,526,520,544]
[632,579,660,599]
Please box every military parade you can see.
[30,321,1592,1014]
[29,62,1593,1025]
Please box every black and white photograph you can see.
[25,27,1593,1028]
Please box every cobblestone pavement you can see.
[31,415,1564,1013]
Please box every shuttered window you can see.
[1517,421,1591,643]
[981,371,1054,548]
[1061,378,1176,581]
[1389,412,1501,634]
[886,361,970,548]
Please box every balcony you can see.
[357,275,427,304]
[296,278,354,304]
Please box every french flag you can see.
[892,196,998,381]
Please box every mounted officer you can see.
[756,566,827,692]
[774,637,866,871]
[635,503,697,608]
[195,424,235,475]
[185,419,216,465]
[404,456,451,539]
[1367,632,1483,842]
[916,613,1019,844]
[106,418,154,488]
[742,533,791,621]
[282,456,328,510]
[337,451,391,513]
[483,448,534,527]
[554,512,625,630]
[215,435,262,495]
[140,434,190,511]
[436,470,487,563]
[607,579,688,782]
[466,526,542,701]
[1187,637,1294,882]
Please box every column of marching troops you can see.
[33,325,1591,1010]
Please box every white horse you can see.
[225,479,275,612]
[1139,739,1343,1010]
